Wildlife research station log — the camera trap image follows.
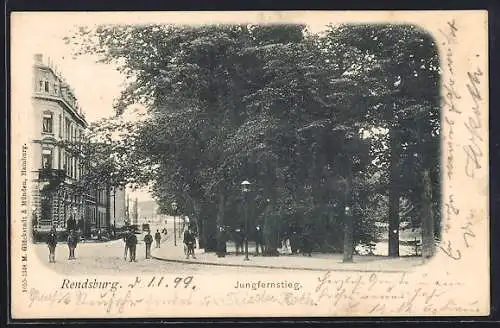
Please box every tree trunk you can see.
[343,169,354,263]
[216,194,225,227]
[388,126,400,257]
[421,168,435,259]
[263,209,279,256]
[193,200,205,249]
[215,194,225,254]
[202,201,217,252]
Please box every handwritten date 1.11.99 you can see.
[127,276,196,290]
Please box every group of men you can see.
[46,226,79,263]
[45,223,198,263]
[124,226,197,261]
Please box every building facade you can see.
[31,54,110,237]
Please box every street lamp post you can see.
[241,180,251,261]
[172,201,178,246]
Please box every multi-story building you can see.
[31,53,111,238]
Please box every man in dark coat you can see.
[127,229,138,262]
[67,229,78,260]
[47,225,57,263]
[184,229,196,259]
[123,229,130,261]
[154,229,162,248]
[143,230,153,259]
[216,225,227,257]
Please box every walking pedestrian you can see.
[67,229,78,260]
[127,229,138,262]
[184,228,196,259]
[154,229,161,248]
[144,230,153,259]
[47,225,57,263]
[123,229,130,261]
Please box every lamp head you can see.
[241,180,251,193]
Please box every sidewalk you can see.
[151,238,424,272]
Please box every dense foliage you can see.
[68,23,441,257]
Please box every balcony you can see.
[38,168,66,190]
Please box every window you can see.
[44,81,50,93]
[64,153,69,174]
[54,83,59,96]
[37,81,43,92]
[42,148,52,169]
[65,119,71,140]
[42,113,53,133]
[58,115,62,137]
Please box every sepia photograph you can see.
[10,11,489,318]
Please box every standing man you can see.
[216,225,227,257]
[154,229,161,248]
[123,229,130,261]
[67,229,78,260]
[47,225,57,263]
[127,229,138,262]
[143,230,153,259]
[184,228,196,259]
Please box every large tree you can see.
[69,22,440,258]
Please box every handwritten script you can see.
[25,271,482,316]
[438,18,484,261]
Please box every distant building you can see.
[137,200,160,224]
[31,53,110,237]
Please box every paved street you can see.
[33,218,423,275]
[32,237,275,276]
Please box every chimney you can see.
[34,53,43,64]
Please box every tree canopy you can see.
[68,23,441,256]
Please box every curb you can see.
[150,253,417,273]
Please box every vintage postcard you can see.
[10,11,489,318]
